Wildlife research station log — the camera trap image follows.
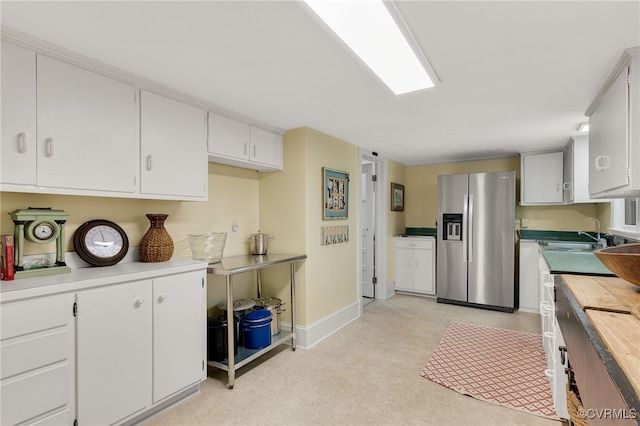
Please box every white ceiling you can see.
[2,1,639,166]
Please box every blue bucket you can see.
[241,309,272,349]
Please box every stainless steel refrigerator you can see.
[436,171,516,312]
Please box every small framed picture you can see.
[391,182,404,211]
[323,168,349,220]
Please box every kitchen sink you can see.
[540,241,598,252]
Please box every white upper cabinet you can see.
[140,90,208,200]
[564,135,608,204]
[208,112,251,160]
[37,55,137,193]
[1,42,37,187]
[208,112,283,172]
[250,126,283,169]
[587,47,640,198]
[520,151,565,205]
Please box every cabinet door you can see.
[76,281,151,426]
[140,90,208,199]
[518,240,540,312]
[250,127,283,170]
[208,112,251,161]
[413,248,435,294]
[521,152,564,204]
[1,42,37,186]
[37,55,136,193]
[394,246,415,291]
[589,66,630,196]
[153,271,206,403]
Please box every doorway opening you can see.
[361,158,377,303]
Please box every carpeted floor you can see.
[144,295,566,426]
[420,321,558,420]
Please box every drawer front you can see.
[394,238,433,249]
[1,296,69,340]
[1,363,69,426]
[30,408,70,426]
[1,329,70,380]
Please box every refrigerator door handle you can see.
[462,194,469,262]
[468,194,474,263]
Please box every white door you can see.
[250,126,283,169]
[361,161,376,298]
[413,247,435,294]
[208,112,250,161]
[76,281,151,426]
[153,271,206,403]
[394,246,414,291]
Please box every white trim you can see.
[609,198,640,239]
[281,300,360,350]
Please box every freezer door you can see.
[436,174,468,302]
[467,171,515,308]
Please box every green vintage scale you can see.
[10,208,71,278]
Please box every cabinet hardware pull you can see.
[253,145,256,157]
[158,294,167,303]
[562,182,571,190]
[146,155,153,171]
[244,143,248,155]
[559,346,567,365]
[17,132,27,153]
[595,155,610,171]
[45,138,54,157]
[135,298,144,307]
[555,183,560,191]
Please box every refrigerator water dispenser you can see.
[442,213,463,241]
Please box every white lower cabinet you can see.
[0,263,206,426]
[152,271,206,403]
[394,236,435,295]
[76,280,152,426]
[0,294,75,426]
[518,240,540,312]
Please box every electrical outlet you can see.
[231,222,238,237]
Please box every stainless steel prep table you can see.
[206,253,307,388]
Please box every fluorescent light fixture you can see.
[577,122,590,133]
[304,0,435,95]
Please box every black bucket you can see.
[207,315,238,362]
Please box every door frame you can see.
[358,148,390,306]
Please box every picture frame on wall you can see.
[323,168,349,220]
[391,182,404,211]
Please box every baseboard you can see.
[518,307,541,314]
[281,300,360,350]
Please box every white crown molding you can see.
[1,25,285,135]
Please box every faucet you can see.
[578,217,607,248]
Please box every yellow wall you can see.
[259,127,359,325]
[405,156,607,232]
[0,163,261,312]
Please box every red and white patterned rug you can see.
[420,321,558,420]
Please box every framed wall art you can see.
[391,182,404,211]
[323,168,349,220]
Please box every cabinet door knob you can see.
[243,143,248,155]
[17,132,27,154]
[595,155,610,171]
[146,155,153,171]
[134,298,144,307]
[158,294,167,303]
[45,137,54,158]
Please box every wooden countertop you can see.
[561,274,640,406]
[587,310,640,398]
[562,274,640,314]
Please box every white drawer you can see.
[1,329,70,380]
[394,237,434,249]
[1,363,69,426]
[30,408,70,426]
[1,296,69,340]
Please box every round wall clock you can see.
[74,219,129,267]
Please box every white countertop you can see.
[1,254,208,303]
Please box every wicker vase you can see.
[139,214,174,262]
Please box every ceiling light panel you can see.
[304,0,435,95]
